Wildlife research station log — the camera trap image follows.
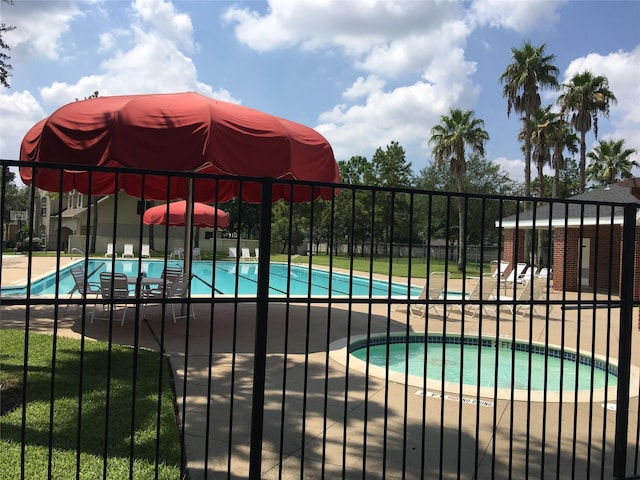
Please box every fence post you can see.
[613,203,636,479]
[249,178,273,479]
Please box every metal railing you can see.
[1,160,639,480]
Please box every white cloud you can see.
[562,46,640,164]
[223,0,462,77]
[492,156,524,182]
[317,77,480,163]
[36,1,237,107]
[132,0,195,51]
[0,91,46,160]
[468,0,566,33]
[2,1,83,61]
[224,0,480,167]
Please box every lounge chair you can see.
[105,243,115,257]
[169,247,184,260]
[440,275,480,317]
[254,248,259,260]
[192,247,201,260]
[92,272,133,326]
[122,243,135,258]
[141,244,151,258]
[241,247,255,261]
[490,260,509,279]
[228,247,238,259]
[504,262,528,286]
[409,271,450,318]
[468,273,498,318]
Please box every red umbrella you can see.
[143,201,230,228]
[19,92,339,203]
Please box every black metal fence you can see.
[1,160,639,479]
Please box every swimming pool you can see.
[330,333,636,402]
[1,259,422,298]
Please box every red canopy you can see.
[19,92,339,202]
[143,201,230,228]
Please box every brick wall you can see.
[502,229,526,278]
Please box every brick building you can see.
[498,181,640,303]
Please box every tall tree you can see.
[499,42,559,197]
[523,106,555,198]
[557,70,617,193]
[429,108,489,272]
[546,116,579,198]
[0,0,15,88]
[586,139,638,187]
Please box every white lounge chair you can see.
[504,262,528,285]
[409,271,450,318]
[490,260,509,279]
[122,243,135,258]
[254,248,259,260]
[228,247,238,259]
[105,243,115,257]
[141,244,151,258]
[192,247,201,260]
[169,247,184,260]
[241,247,255,261]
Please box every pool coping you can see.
[329,331,639,403]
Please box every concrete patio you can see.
[1,255,639,479]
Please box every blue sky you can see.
[1,0,639,183]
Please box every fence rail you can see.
[1,160,639,480]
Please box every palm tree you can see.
[557,71,617,193]
[499,42,559,198]
[429,108,489,272]
[586,139,638,187]
[521,106,555,198]
[547,118,578,198]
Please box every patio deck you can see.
[1,255,639,479]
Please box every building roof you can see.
[499,180,640,229]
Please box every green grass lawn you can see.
[269,253,488,279]
[0,329,182,479]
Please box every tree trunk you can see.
[579,130,587,193]
[524,120,532,198]
[456,175,466,273]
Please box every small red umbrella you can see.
[143,201,230,228]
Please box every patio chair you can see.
[141,266,183,318]
[122,243,135,258]
[192,247,201,260]
[104,243,115,257]
[66,267,101,315]
[167,273,196,323]
[169,247,184,260]
[141,244,151,258]
[228,247,237,259]
[92,272,133,326]
[409,271,450,318]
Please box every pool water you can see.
[3,259,422,298]
[351,335,617,392]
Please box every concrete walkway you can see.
[2,255,639,479]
